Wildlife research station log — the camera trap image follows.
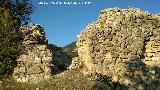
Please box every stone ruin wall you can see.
[76,8,160,87]
[144,40,160,67]
[13,24,53,83]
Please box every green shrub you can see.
[94,73,129,90]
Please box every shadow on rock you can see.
[48,44,73,75]
[91,73,129,90]
[125,58,160,89]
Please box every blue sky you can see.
[31,0,160,47]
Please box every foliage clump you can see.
[0,0,34,25]
[92,73,129,90]
[0,8,23,78]
[0,0,34,78]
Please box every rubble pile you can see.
[76,8,160,88]
[13,24,53,83]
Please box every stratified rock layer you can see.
[13,24,53,83]
[77,8,160,88]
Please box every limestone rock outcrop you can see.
[13,24,53,83]
[76,8,160,88]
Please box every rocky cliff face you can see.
[76,8,160,88]
[13,24,53,83]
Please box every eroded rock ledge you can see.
[76,8,160,88]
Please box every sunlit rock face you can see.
[20,24,48,45]
[13,24,53,83]
[68,57,82,70]
[77,8,160,88]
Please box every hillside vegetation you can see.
[62,41,78,58]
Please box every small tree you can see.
[0,0,34,78]
[0,8,23,78]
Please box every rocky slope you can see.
[76,8,160,89]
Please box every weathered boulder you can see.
[76,8,160,88]
[13,24,53,83]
